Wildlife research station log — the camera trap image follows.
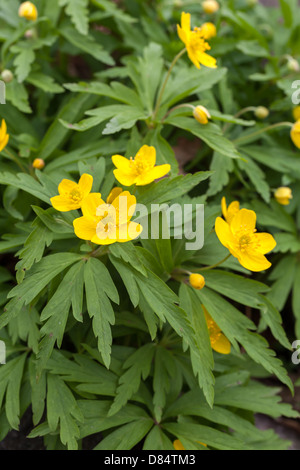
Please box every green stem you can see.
[91,245,110,258]
[152,48,187,120]
[3,149,28,173]
[233,122,293,145]
[161,103,194,123]
[198,254,232,272]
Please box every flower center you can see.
[234,225,260,252]
[190,29,210,53]
[70,189,82,203]
[130,155,152,175]
[96,221,116,240]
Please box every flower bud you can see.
[33,158,45,170]
[202,0,220,14]
[255,106,269,120]
[24,28,37,39]
[274,187,292,206]
[18,2,38,21]
[199,22,217,39]
[293,106,300,122]
[1,70,14,83]
[287,58,300,72]
[189,273,205,290]
[193,105,211,125]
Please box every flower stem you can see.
[161,103,194,122]
[91,245,110,258]
[3,149,28,173]
[233,122,293,145]
[153,48,187,120]
[198,254,232,272]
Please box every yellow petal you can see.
[0,119,7,140]
[177,24,187,45]
[135,164,171,186]
[91,233,117,245]
[238,251,271,272]
[231,209,256,234]
[50,195,79,212]
[212,333,231,355]
[215,217,234,249]
[291,121,300,149]
[58,179,77,195]
[255,233,276,255]
[73,216,97,240]
[113,169,137,186]
[134,145,156,168]
[81,193,105,218]
[187,48,201,69]
[221,197,227,219]
[198,52,217,68]
[112,154,132,173]
[181,12,191,33]
[78,173,93,198]
[112,191,136,224]
[0,133,9,152]
[117,221,143,242]
[107,187,123,204]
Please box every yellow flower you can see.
[199,22,217,39]
[177,12,217,70]
[73,188,143,245]
[51,174,93,212]
[32,158,45,170]
[221,197,240,225]
[202,0,220,14]
[274,187,292,206]
[215,208,276,272]
[0,119,9,152]
[189,273,205,290]
[173,440,207,450]
[293,107,300,122]
[203,306,231,355]
[112,145,170,186]
[193,105,211,124]
[291,120,300,149]
[18,2,38,21]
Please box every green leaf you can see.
[108,343,155,416]
[47,374,83,450]
[84,258,119,368]
[94,418,153,450]
[59,0,89,35]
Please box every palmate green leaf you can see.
[15,218,53,283]
[8,306,40,354]
[163,422,247,451]
[179,285,215,408]
[162,66,227,108]
[94,417,153,450]
[92,0,135,23]
[251,200,297,234]
[197,288,293,392]
[32,206,75,235]
[26,72,64,94]
[153,346,176,422]
[11,44,35,82]
[144,127,179,173]
[143,426,174,450]
[79,400,149,438]
[38,93,97,160]
[243,145,300,178]
[268,256,297,311]
[84,258,119,369]
[207,151,234,197]
[165,115,240,160]
[0,172,51,203]
[0,353,27,429]
[5,80,31,113]
[203,270,269,308]
[110,242,147,276]
[60,24,114,64]
[258,296,291,350]
[29,358,47,426]
[64,81,142,106]
[108,343,155,416]
[36,260,86,375]
[59,0,89,35]
[137,172,212,207]
[292,264,300,339]
[47,374,84,450]
[238,157,270,203]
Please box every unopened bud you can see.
[18,2,38,21]
[255,106,269,120]
[202,0,220,14]
[274,187,292,206]
[287,58,300,72]
[189,273,205,290]
[1,70,14,83]
[193,105,211,124]
[33,158,45,170]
